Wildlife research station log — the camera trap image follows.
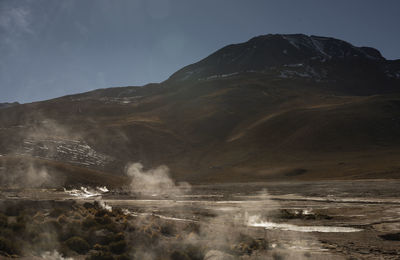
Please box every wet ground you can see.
[1,180,400,259]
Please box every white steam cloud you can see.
[40,250,73,260]
[126,162,190,196]
[1,163,52,188]
[26,165,50,187]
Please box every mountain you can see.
[0,102,19,109]
[1,34,400,187]
[170,34,399,94]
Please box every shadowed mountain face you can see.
[1,34,400,186]
[170,34,399,95]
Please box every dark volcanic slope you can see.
[1,34,400,186]
[170,34,399,95]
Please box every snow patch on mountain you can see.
[203,72,239,80]
[278,65,326,80]
[18,138,112,167]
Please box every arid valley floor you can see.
[1,180,400,259]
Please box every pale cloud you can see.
[0,5,33,35]
[0,4,34,55]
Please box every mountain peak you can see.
[169,33,387,82]
[246,34,384,61]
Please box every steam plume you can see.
[126,162,190,196]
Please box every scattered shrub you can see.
[73,212,83,220]
[112,208,124,216]
[93,243,109,251]
[115,254,130,260]
[104,223,119,233]
[82,216,97,229]
[96,215,112,225]
[0,228,13,238]
[9,222,24,233]
[16,214,29,223]
[57,214,69,224]
[49,208,65,218]
[95,209,110,217]
[0,201,271,259]
[0,236,18,255]
[86,251,114,260]
[160,223,176,237]
[114,232,125,242]
[59,220,82,241]
[57,243,73,257]
[83,202,95,209]
[87,229,114,246]
[41,220,62,233]
[65,236,90,254]
[0,214,7,228]
[233,235,267,255]
[33,212,45,223]
[170,251,190,260]
[5,205,22,216]
[109,240,127,254]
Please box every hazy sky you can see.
[1,0,399,103]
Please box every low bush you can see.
[83,202,95,209]
[65,236,90,254]
[57,214,69,224]
[115,254,130,260]
[109,240,127,254]
[170,251,190,260]
[233,234,267,255]
[86,229,114,246]
[95,209,110,217]
[59,220,82,241]
[41,220,62,233]
[0,213,7,228]
[0,236,18,255]
[86,251,114,260]
[33,212,45,223]
[93,243,109,251]
[103,223,119,233]
[0,227,14,238]
[82,216,97,229]
[96,215,112,225]
[160,223,176,237]
[9,222,24,233]
[49,208,65,218]
[114,232,125,242]
[4,205,22,216]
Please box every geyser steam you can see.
[126,162,190,196]
[26,164,50,187]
